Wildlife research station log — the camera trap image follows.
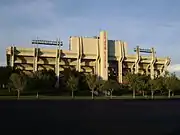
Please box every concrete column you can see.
[118,41,125,83]
[131,63,135,74]
[33,47,38,72]
[11,46,15,67]
[150,48,155,79]
[76,37,82,72]
[161,57,171,76]
[99,31,108,80]
[135,46,140,74]
[123,42,128,56]
[55,39,61,88]
[159,65,164,76]
[118,61,123,83]
[146,64,150,76]
[95,36,100,76]
[76,37,80,72]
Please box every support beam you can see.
[10,46,15,67]
[76,37,82,72]
[131,63,135,74]
[161,57,171,76]
[160,65,164,76]
[146,64,150,76]
[150,47,156,79]
[135,46,140,74]
[118,41,125,83]
[95,36,100,76]
[33,47,38,72]
[55,39,61,88]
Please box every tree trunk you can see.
[151,90,154,99]
[71,90,74,99]
[142,91,145,97]
[110,89,113,99]
[168,90,171,98]
[36,92,39,99]
[17,90,20,100]
[91,89,94,99]
[8,88,11,93]
[133,90,135,99]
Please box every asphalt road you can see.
[0,99,180,135]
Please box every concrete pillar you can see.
[55,39,61,88]
[76,37,82,72]
[131,63,135,74]
[161,57,171,76]
[11,46,15,67]
[123,41,128,56]
[135,46,140,74]
[33,47,38,72]
[99,31,108,80]
[118,61,123,83]
[146,64,150,76]
[118,41,125,83]
[150,47,155,79]
[96,36,100,76]
[159,65,164,76]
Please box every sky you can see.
[0,0,180,73]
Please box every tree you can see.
[32,69,57,91]
[8,73,27,99]
[149,77,164,99]
[108,68,117,81]
[66,75,79,98]
[0,66,13,89]
[103,79,120,99]
[164,72,180,98]
[96,79,106,96]
[138,74,150,97]
[124,73,140,98]
[85,74,98,99]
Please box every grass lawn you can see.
[0,88,180,100]
[1,95,180,100]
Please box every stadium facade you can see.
[6,31,170,83]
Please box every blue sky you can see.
[0,0,180,72]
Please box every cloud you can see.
[168,64,180,72]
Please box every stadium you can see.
[6,31,170,83]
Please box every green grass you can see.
[1,95,180,100]
[0,88,180,100]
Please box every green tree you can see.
[0,66,13,89]
[149,77,164,99]
[8,73,27,99]
[85,74,98,99]
[104,79,120,99]
[32,69,57,91]
[66,75,79,98]
[138,74,150,97]
[124,73,140,98]
[108,68,117,81]
[164,72,180,98]
[96,79,106,96]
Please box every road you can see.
[0,99,180,135]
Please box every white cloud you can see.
[168,64,180,72]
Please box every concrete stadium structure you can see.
[6,31,170,83]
